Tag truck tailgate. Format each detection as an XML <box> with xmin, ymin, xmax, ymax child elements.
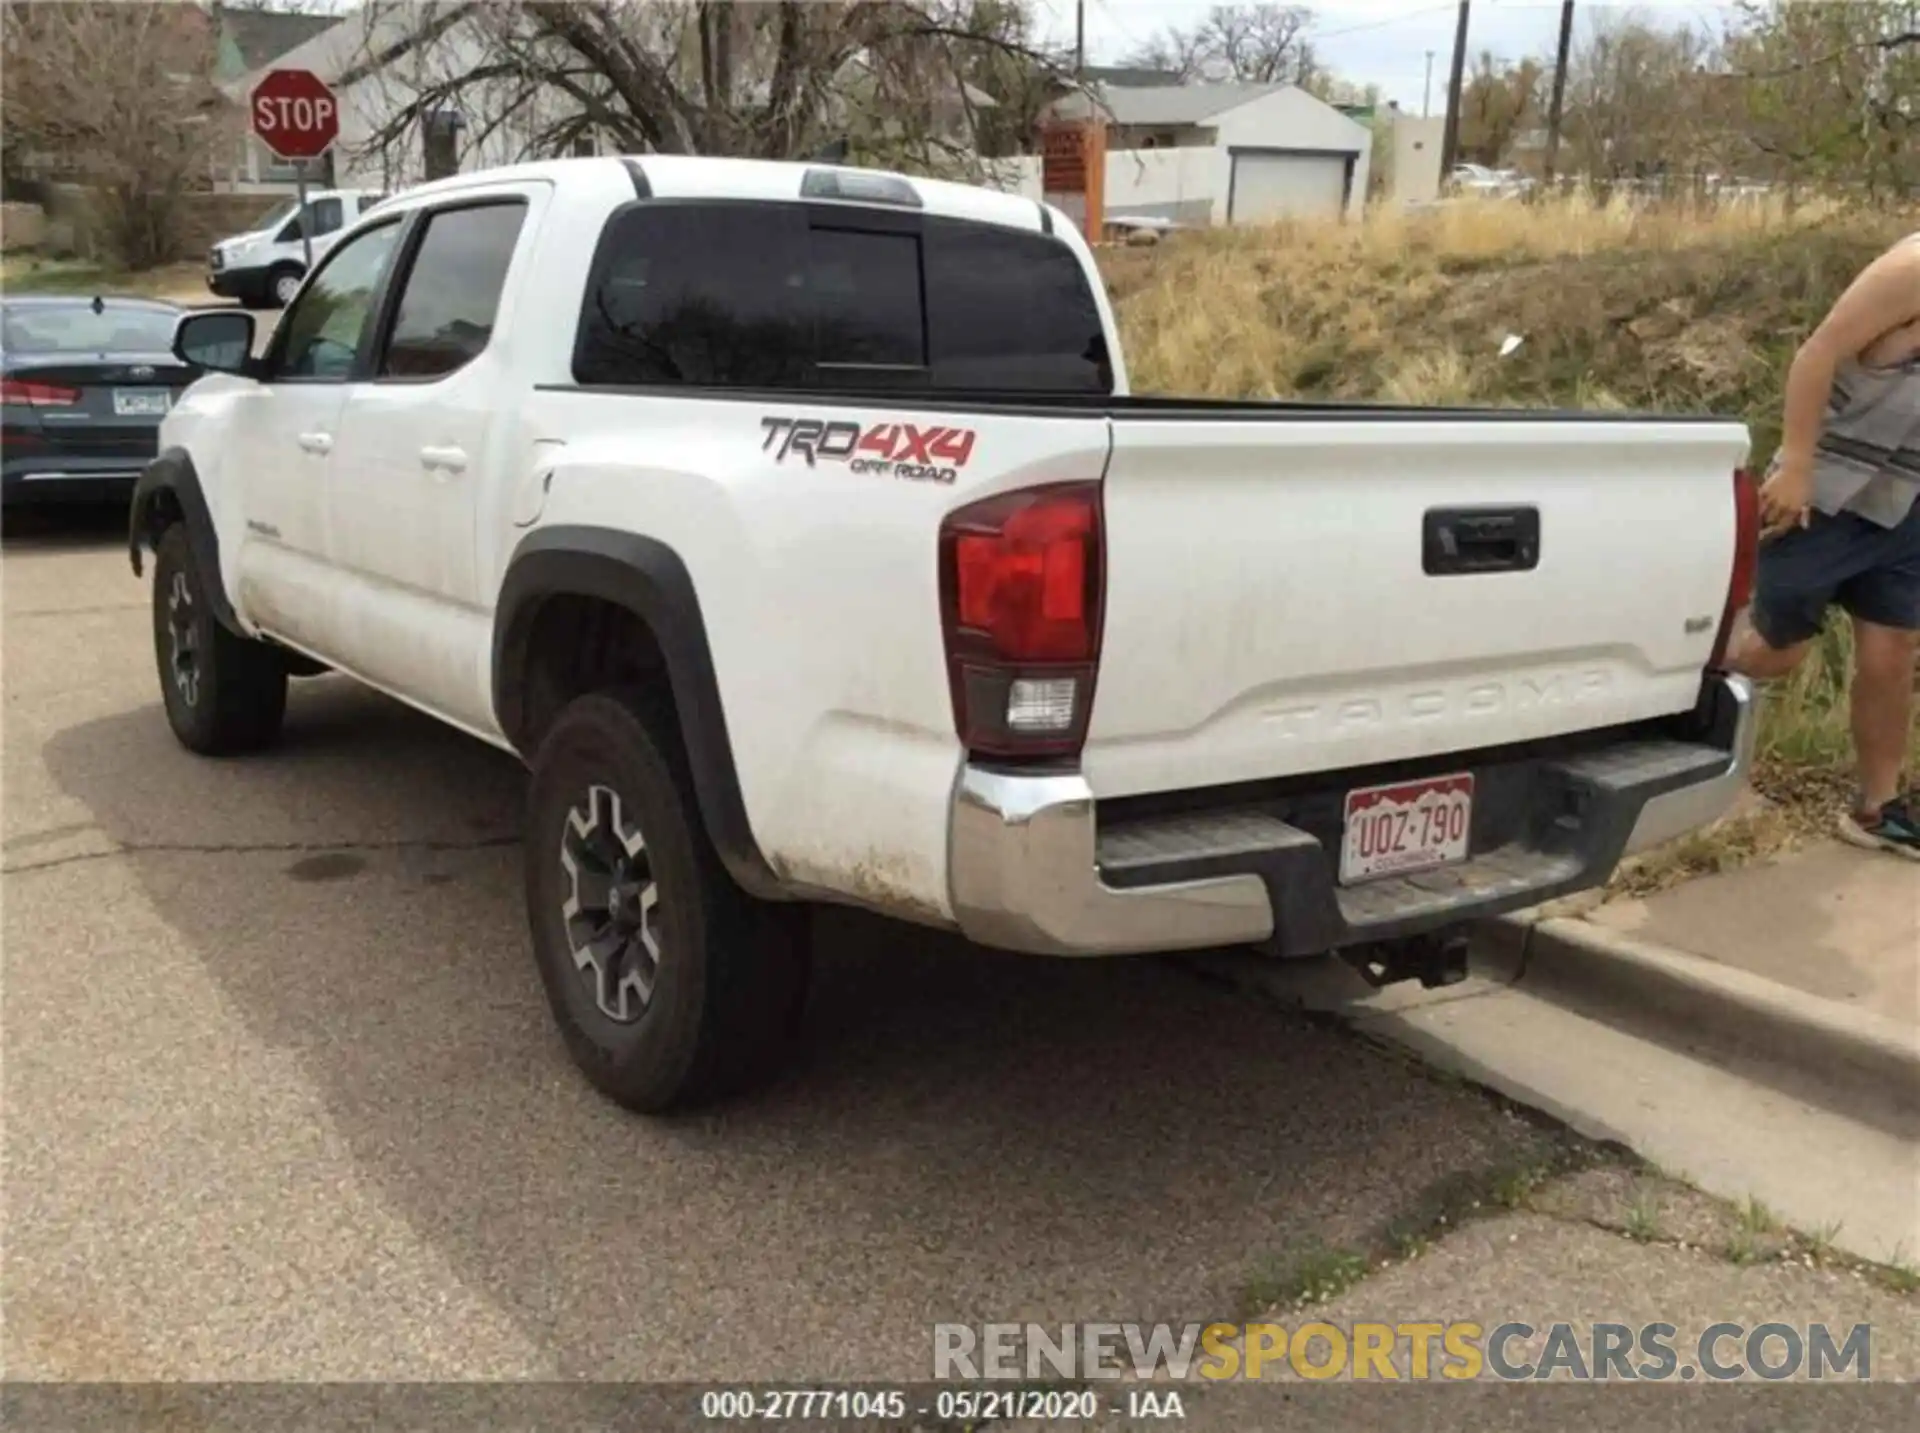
<box><xmin>1086</xmin><ymin>415</ymin><xmax>1751</xmax><ymax>798</ymax></box>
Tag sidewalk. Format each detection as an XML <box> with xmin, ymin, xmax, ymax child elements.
<box><xmin>1188</xmin><ymin>835</ymin><xmax>1919</xmax><ymax>1265</ymax></box>
<box><xmin>1585</xmin><ymin>840</ymin><xmax>1917</xmax><ymax>1028</ymax></box>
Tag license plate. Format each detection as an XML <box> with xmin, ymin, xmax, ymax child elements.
<box><xmin>113</xmin><ymin>389</ymin><xmax>170</xmax><ymax>417</ymax></box>
<box><xmin>1340</xmin><ymin>773</ymin><xmax>1474</xmax><ymax>885</ymax></box>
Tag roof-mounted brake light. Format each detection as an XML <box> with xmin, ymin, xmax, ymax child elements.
<box><xmin>800</xmin><ymin>167</ymin><xmax>923</xmax><ymax>208</ymax></box>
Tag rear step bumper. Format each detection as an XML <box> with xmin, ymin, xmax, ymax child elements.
<box><xmin>949</xmin><ymin>674</ymin><xmax>1756</xmax><ymax>957</ymax></box>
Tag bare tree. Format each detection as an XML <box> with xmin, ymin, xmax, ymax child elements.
<box><xmin>1454</xmin><ymin>51</ymin><xmax>1546</xmax><ymax>167</ymax></box>
<box><xmin>1559</xmin><ymin>10</ymin><xmax>1723</xmax><ymax>187</ymax></box>
<box><xmin>1</xmin><ymin>1</ymin><xmax>229</xmax><ymax>267</ymax></box>
<box><xmin>1122</xmin><ymin>4</ymin><xmax>1322</xmax><ymax>87</ymax></box>
<box><xmin>1205</xmin><ymin>3</ymin><xmax>1319</xmax><ymax>83</ymax></box>
<box><xmin>331</xmin><ymin>0</ymin><xmax>1064</xmax><ymax>189</ymax></box>
<box><xmin>1117</xmin><ymin>27</ymin><xmax>1211</xmax><ymax>83</ymax></box>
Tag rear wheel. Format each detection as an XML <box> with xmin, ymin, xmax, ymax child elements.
<box><xmin>151</xmin><ymin>524</ymin><xmax>288</xmax><ymax>754</ymax></box>
<box><xmin>524</xmin><ymin>688</ymin><xmax>809</xmax><ymax>1113</ymax></box>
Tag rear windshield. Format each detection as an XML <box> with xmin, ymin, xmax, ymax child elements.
<box><xmin>1</xmin><ymin>304</ymin><xmax>179</xmax><ymax>355</ymax></box>
<box><xmin>574</xmin><ymin>201</ymin><xmax>1112</xmax><ymax>395</ymax></box>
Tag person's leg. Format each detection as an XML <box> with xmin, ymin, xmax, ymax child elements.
<box><xmin>1848</xmin><ymin>617</ymin><xmax>1918</xmax><ymax>811</ymax></box>
<box><xmin>1732</xmin><ymin>516</ymin><xmax>1843</xmax><ymax>682</ymax></box>
<box><xmin>1727</xmin><ymin>621</ymin><xmax>1813</xmax><ymax>681</ymax></box>
<box><xmin>1834</xmin><ymin>506</ymin><xmax>1920</xmax><ymax>857</ymax></box>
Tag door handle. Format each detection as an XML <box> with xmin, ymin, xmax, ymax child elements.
<box><xmin>420</xmin><ymin>445</ymin><xmax>468</xmax><ymax>474</ymax></box>
<box><xmin>1423</xmin><ymin>506</ymin><xmax>1541</xmax><ymax>575</ymax></box>
<box><xmin>297</xmin><ymin>432</ymin><xmax>333</xmax><ymax>456</ymax></box>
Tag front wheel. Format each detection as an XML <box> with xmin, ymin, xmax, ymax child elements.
<box><xmin>269</xmin><ymin>264</ymin><xmax>304</xmax><ymax>308</ymax></box>
<box><xmin>151</xmin><ymin>524</ymin><xmax>288</xmax><ymax>754</ymax></box>
<box><xmin>524</xmin><ymin>689</ymin><xmax>810</xmax><ymax>1113</ymax></box>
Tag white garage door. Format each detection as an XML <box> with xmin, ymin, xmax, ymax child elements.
<box><xmin>1229</xmin><ymin>151</ymin><xmax>1351</xmax><ymax>222</ymax></box>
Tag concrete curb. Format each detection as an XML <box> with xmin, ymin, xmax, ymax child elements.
<box><xmin>1505</xmin><ymin>914</ymin><xmax>1920</xmax><ymax>1129</ymax></box>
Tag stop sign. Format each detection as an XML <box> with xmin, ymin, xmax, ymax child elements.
<box><xmin>249</xmin><ymin>69</ymin><xmax>340</xmax><ymax>162</ymax></box>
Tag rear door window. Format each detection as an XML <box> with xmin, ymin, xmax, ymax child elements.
<box><xmin>923</xmin><ymin>221</ymin><xmax>1111</xmax><ymax>393</ymax></box>
<box><xmin>574</xmin><ymin>204</ymin><xmax>812</xmax><ymax>389</ymax></box>
<box><xmin>574</xmin><ymin>201</ymin><xmax>1110</xmax><ymax>395</ymax></box>
<box><xmin>377</xmin><ymin>201</ymin><xmax>527</xmax><ymax>379</ymax></box>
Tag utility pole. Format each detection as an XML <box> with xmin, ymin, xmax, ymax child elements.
<box><xmin>1438</xmin><ymin>0</ymin><xmax>1470</xmax><ymax>176</ymax></box>
<box><xmin>1424</xmin><ymin>51</ymin><xmax>1435</xmax><ymax>118</ymax></box>
<box><xmin>1075</xmin><ymin>0</ymin><xmax>1085</xmax><ymax>78</ymax></box>
<box><xmin>1543</xmin><ymin>0</ymin><xmax>1574</xmax><ymax>184</ymax></box>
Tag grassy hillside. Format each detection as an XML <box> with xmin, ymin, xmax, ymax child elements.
<box><xmin>1100</xmin><ymin>196</ymin><xmax>1920</xmax><ymax>871</ymax></box>
<box><xmin>1105</xmin><ymin>195</ymin><xmax>1915</xmax><ymax>465</ymax></box>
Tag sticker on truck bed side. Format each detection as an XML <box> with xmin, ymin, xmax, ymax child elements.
<box><xmin>760</xmin><ymin>416</ymin><xmax>975</xmax><ymax>485</ymax></box>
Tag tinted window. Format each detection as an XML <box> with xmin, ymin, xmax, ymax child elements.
<box><xmin>924</xmin><ymin>223</ymin><xmax>1110</xmax><ymax>393</ymax></box>
<box><xmin>1</xmin><ymin>302</ymin><xmax>179</xmax><ymax>354</ymax></box>
<box><xmin>575</xmin><ymin>204</ymin><xmax>811</xmax><ymax>388</ymax></box>
<box><xmin>274</xmin><ymin>220</ymin><xmax>403</xmax><ymax>379</ymax></box>
<box><xmin>379</xmin><ymin>202</ymin><xmax>526</xmax><ymax>380</ymax></box>
<box><xmin>574</xmin><ymin>202</ymin><xmax>1108</xmax><ymax>394</ymax></box>
<box><xmin>811</xmin><ymin>226</ymin><xmax>923</xmax><ymax>372</ymax></box>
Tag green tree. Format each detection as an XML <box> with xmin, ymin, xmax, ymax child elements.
<box><xmin>1722</xmin><ymin>0</ymin><xmax>1920</xmax><ymax>198</ymax></box>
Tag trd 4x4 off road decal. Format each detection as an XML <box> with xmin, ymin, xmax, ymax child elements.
<box><xmin>760</xmin><ymin>417</ymin><xmax>976</xmax><ymax>485</ymax></box>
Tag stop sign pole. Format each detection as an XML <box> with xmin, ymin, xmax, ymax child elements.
<box><xmin>248</xmin><ymin>69</ymin><xmax>341</xmax><ymax>271</ymax></box>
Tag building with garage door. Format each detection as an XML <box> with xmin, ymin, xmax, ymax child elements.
<box><xmin>1031</xmin><ymin>81</ymin><xmax>1372</xmax><ymax>229</ymax></box>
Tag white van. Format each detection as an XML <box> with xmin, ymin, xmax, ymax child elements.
<box><xmin>205</xmin><ymin>189</ymin><xmax>387</xmax><ymax>310</ymax></box>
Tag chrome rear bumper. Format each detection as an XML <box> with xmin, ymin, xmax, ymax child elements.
<box><xmin>948</xmin><ymin>675</ymin><xmax>1756</xmax><ymax>958</ymax></box>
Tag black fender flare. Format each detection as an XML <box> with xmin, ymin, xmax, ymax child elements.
<box><xmin>493</xmin><ymin>525</ymin><xmax>782</xmax><ymax>900</ymax></box>
<box><xmin>128</xmin><ymin>447</ymin><xmax>242</xmax><ymax>633</ymax></box>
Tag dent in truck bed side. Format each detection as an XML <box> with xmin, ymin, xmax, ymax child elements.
<box><xmin>492</xmin><ymin>524</ymin><xmax>783</xmax><ymax>900</ymax></box>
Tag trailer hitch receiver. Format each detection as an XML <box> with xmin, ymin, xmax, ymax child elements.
<box><xmin>1341</xmin><ymin>929</ymin><xmax>1473</xmax><ymax>990</ymax></box>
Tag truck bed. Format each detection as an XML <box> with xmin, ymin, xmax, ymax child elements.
<box><xmin>544</xmin><ymin>380</ymin><xmax>1727</xmax><ymax>425</ymax></box>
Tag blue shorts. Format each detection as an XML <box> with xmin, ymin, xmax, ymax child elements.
<box><xmin>1750</xmin><ymin>502</ymin><xmax>1920</xmax><ymax>648</ymax></box>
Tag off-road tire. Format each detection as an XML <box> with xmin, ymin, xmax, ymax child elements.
<box><xmin>525</xmin><ymin>687</ymin><xmax>810</xmax><ymax>1113</ymax></box>
<box><xmin>151</xmin><ymin>523</ymin><xmax>288</xmax><ymax>755</ymax></box>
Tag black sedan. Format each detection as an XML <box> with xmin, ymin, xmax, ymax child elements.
<box><xmin>2</xmin><ymin>295</ymin><xmax>200</xmax><ymax>507</ymax></box>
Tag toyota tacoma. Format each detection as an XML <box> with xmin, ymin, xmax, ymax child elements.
<box><xmin>131</xmin><ymin>155</ymin><xmax>1761</xmax><ymax>1113</ymax></box>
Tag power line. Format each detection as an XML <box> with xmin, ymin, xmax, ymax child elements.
<box><xmin>1313</xmin><ymin>4</ymin><xmax>1461</xmax><ymax>43</ymax></box>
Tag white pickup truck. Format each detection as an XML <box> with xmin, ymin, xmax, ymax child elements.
<box><xmin>133</xmin><ymin>155</ymin><xmax>1760</xmax><ymax>1114</ymax></box>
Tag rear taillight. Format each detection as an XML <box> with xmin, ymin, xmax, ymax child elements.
<box><xmin>939</xmin><ymin>482</ymin><xmax>1104</xmax><ymax>760</ymax></box>
<box><xmin>0</xmin><ymin>379</ymin><xmax>79</xmax><ymax>407</ymax></box>
<box><xmin>1709</xmin><ymin>467</ymin><xmax>1758</xmax><ymax>669</ymax></box>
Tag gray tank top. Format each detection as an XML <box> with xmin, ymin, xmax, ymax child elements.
<box><xmin>1810</xmin><ymin>233</ymin><xmax>1920</xmax><ymax>529</ymax></box>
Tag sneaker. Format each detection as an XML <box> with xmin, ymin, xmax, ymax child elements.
<box><xmin>1838</xmin><ymin>796</ymin><xmax>1920</xmax><ymax>861</ymax></box>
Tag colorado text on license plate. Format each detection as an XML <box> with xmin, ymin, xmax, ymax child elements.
<box><xmin>1340</xmin><ymin>773</ymin><xmax>1474</xmax><ymax>884</ymax></box>
<box><xmin>113</xmin><ymin>389</ymin><xmax>169</xmax><ymax>417</ymax></box>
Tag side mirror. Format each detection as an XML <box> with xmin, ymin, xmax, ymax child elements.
<box><xmin>175</xmin><ymin>310</ymin><xmax>256</xmax><ymax>376</ymax></box>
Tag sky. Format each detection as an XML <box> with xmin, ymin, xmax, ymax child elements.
<box><xmin>1030</xmin><ymin>0</ymin><xmax>1741</xmax><ymax>112</ymax></box>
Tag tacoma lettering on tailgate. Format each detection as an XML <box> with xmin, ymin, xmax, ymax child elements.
<box><xmin>760</xmin><ymin>416</ymin><xmax>976</xmax><ymax>485</ymax></box>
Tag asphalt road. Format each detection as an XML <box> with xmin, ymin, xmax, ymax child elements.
<box><xmin>4</xmin><ymin>513</ymin><xmax>1913</xmax><ymax>1422</ymax></box>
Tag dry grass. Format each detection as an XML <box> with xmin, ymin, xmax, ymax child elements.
<box><xmin>1105</xmin><ymin>193</ymin><xmax>1915</xmax><ymax>460</ymax></box>
<box><xmin>1101</xmin><ymin>194</ymin><xmax>1920</xmax><ymax>837</ymax></box>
